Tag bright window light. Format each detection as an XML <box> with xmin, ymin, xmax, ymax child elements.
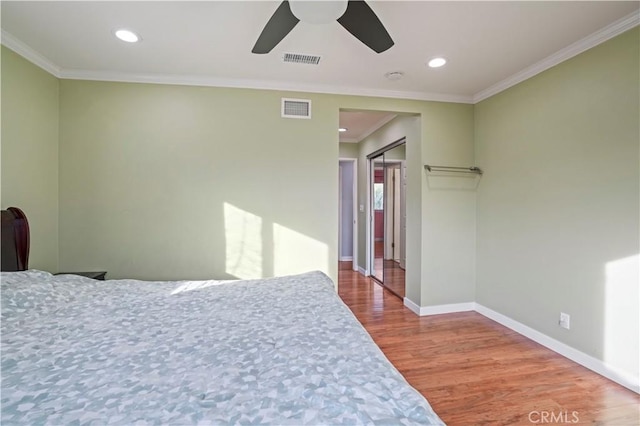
<box><xmin>339</xmin><ymin>128</ymin><xmax>348</xmax><ymax>132</ymax></box>
<box><xmin>428</xmin><ymin>57</ymin><xmax>447</xmax><ymax>68</ymax></box>
<box><xmin>115</xmin><ymin>29</ymin><xmax>140</xmax><ymax>43</ymax></box>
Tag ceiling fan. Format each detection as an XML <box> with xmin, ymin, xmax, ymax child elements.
<box><xmin>252</xmin><ymin>0</ymin><xmax>394</xmax><ymax>54</ymax></box>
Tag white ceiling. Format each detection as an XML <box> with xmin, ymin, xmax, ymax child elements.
<box><xmin>1</xmin><ymin>1</ymin><xmax>638</xmax><ymax>142</ymax></box>
<box><xmin>339</xmin><ymin>111</ymin><xmax>397</xmax><ymax>143</ymax></box>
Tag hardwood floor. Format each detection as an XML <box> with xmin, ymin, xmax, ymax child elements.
<box><xmin>337</xmin><ymin>265</ymin><xmax>640</xmax><ymax>425</ymax></box>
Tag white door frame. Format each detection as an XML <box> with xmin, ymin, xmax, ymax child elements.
<box><xmin>339</xmin><ymin>158</ymin><xmax>358</xmax><ymax>272</ymax></box>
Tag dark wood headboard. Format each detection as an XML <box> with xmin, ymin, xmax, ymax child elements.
<box><xmin>1</xmin><ymin>207</ymin><xmax>30</xmax><ymax>272</ymax></box>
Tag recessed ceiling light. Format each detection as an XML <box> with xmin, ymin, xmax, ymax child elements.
<box><xmin>384</xmin><ymin>71</ymin><xmax>404</xmax><ymax>81</ymax></box>
<box><xmin>114</xmin><ymin>29</ymin><xmax>141</xmax><ymax>43</ymax></box>
<box><xmin>428</xmin><ymin>57</ymin><xmax>447</xmax><ymax>68</ymax></box>
<box><xmin>339</xmin><ymin>128</ymin><xmax>348</xmax><ymax>132</ymax></box>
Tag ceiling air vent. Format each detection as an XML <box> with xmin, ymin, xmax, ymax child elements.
<box><xmin>282</xmin><ymin>98</ymin><xmax>311</xmax><ymax>119</ymax></box>
<box><xmin>283</xmin><ymin>53</ymin><xmax>321</xmax><ymax>65</ymax></box>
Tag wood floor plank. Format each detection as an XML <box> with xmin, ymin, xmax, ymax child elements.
<box><xmin>337</xmin><ymin>266</ymin><xmax>640</xmax><ymax>425</ymax></box>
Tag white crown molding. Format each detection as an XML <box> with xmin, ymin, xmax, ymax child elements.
<box><xmin>59</xmin><ymin>67</ymin><xmax>474</xmax><ymax>103</ymax></box>
<box><xmin>473</xmin><ymin>10</ymin><xmax>640</xmax><ymax>103</ymax></box>
<box><xmin>1</xmin><ymin>29</ymin><xmax>61</xmax><ymax>77</ymax></box>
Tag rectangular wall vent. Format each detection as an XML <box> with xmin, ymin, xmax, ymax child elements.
<box><xmin>283</xmin><ymin>53</ymin><xmax>321</xmax><ymax>65</ymax></box>
<box><xmin>282</xmin><ymin>98</ymin><xmax>311</xmax><ymax>119</ymax></box>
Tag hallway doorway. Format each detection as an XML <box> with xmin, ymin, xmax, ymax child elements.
<box><xmin>338</xmin><ymin>158</ymin><xmax>357</xmax><ymax>272</ymax></box>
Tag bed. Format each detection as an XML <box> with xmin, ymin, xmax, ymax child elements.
<box><xmin>1</xmin><ymin>208</ymin><xmax>444</xmax><ymax>425</ymax></box>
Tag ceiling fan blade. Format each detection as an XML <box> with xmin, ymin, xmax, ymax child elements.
<box><xmin>337</xmin><ymin>0</ymin><xmax>394</xmax><ymax>53</ymax></box>
<box><xmin>252</xmin><ymin>1</ymin><xmax>300</xmax><ymax>54</ymax></box>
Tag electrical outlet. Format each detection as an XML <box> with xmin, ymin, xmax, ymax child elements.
<box><xmin>559</xmin><ymin>312</ymin><xmax>570</xmax><ymax>330</ymax></box>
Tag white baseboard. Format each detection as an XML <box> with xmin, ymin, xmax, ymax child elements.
<box><xmin>403</xmin><ymin>298</ymin><xmax>475</xmax><ymax>316</ymax></box>
<box><xmin>403</xmin><ymin>299</ymin><xmax>639</xmax><ymax>393</ymax></box>
<box><xmin>474</xmin><ymin>304</ymin><xmax>640</xmax><ymax>394</ymax></box>
<box><xmin>403</xmin><ymin>297</ymin><xmax>421</xmax><ymax>315</ymax></box>
<box><xmin>357</xmin><ymin>266</ymin><xmax>368</xmax><ymax>276</ymax></box>
<box><xmin>339</xmin><ymin>256</ymin><xmax>353</xmax><ymax>261</ymax></box>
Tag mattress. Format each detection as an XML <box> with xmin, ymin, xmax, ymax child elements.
<box><xmin>1</xmin><ymin>269</ymin><xmax>444</xmax><ymax>425</ymax></box>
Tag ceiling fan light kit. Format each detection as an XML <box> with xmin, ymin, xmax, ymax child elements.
<box><xmin>252</xmin><ymin>0</ymin><xmax>394</xmax><ymax>54</ymax></box>
<box><xmin>289</xmin><ymin>1</ymin><xmax>348</xmax><ymax>25</ymax></box>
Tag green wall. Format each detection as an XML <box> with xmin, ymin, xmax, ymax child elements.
<box><xmin>1</xmin><ymin>47</ymin><xmax>59</xmax><ymax>272</ymax></box>
<box><xmin>338</xmin><ymin>142</ymin><xmax>358</xmax><ymax>158</ymax></box>
<box><xmin>1</xmin><ymin>44</ymin><xmax>477</xmax><ymax>300</ymax></box>
<box><xmin>475</xmin><ymin>28</ymin><xmax>639</xmax><ymax>386</ymax></box>
<box><xmin>58</xmin><ymin>81</ymin><xmax>340</xmax><ymax>281</ymax></box>
<box><xmin>420</xmin><ymin>102</ymin><xmax>476</xmax><ymax>306</ymax></box>
<box><xmin>56</xmin><ymin>82</ymin><xmax>476</xmax><ymax>301</ymax></box>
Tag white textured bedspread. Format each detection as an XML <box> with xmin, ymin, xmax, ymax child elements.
<box><xmin>1</xmin><ymin>270</ymin><xmax>444</xmax><ymax>425</ymax></box>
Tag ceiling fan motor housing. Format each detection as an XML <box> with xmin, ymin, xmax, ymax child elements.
<box><xmin>289</xmin><ymin>0</ymin><xmax>349</xmax><ymax>25</ymax></box>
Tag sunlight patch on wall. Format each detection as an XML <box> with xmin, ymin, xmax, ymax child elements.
<box><xmin>273</xmin><ymin>223</ymin><xmax>328</xmax><ymax>277</ymax></box>
<box><xmin>604</xmin><ymin>254</ymin><xmax>640</xmax><ymax>384</ymax></box>
<box><xmin>224</xmin><ymin>203</ymin><xmax>262</xmax><ymax>280</ymax></box>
